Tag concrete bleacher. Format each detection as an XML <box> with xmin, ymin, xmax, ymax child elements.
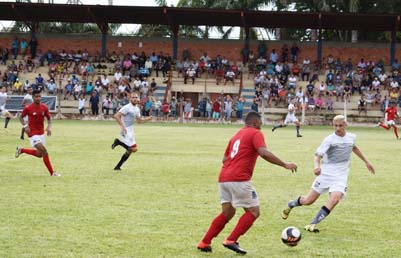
<box><xmin>0</xmin><ymin>58</ymin><xmax>386</xmax><ymax>124</ymax></box>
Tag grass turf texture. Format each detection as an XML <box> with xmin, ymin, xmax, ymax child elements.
<box><xmin>1</xmin><ymin>120</ymin><xmax>400</xmax><ymax>258</ymax></box>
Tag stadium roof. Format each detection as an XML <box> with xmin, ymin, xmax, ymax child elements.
<box><xmin>0</xmin><ymin>2</ymin><xmax>400</xmax><ymax>32</ymax></box>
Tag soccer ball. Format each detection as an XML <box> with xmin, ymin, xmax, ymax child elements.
<box><xmin>281</xmin><ymin>226</ymin><xmax>302</xmax><ymax>247</ymax></box>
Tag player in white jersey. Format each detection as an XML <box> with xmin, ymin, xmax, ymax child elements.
<box><xmin>0</xmin><ymin>86</ymin><xmax>12</xmax><ymax>128</ymax></box>
<box><xmin>271</xmin><ymin>98</ymin><xmax>302</xmax><ymax>137</ymax></box>
<box><xmin>111</xmin><ymin>92</ymin><xmax>152</xmax><ymax>171</ymax></box>
<box><xmin>281</xmin><ymin>115</ymin><xmax>375</xmax><ymax>232</ymax></box>
<box><xmin>20</xmin><ymin>86</ymin><xmax>33</xmax><ymax>139</ymax></box>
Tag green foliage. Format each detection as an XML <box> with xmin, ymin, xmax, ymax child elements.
<box><xmin>1</xmin><ymin>121</ymin><xmax>400</xmax><ymax>257</ymax></box>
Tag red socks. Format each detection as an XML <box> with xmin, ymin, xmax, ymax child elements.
<box><xmin>201</xmin><ymin>213</ymin><xmax>228</xmax><ymax>244</ymax></box>
<box><xmin>21</xmin><ymin>148</ymin><xmax>38</xmax><ymax>156</ymax></box>
<box><xmin>393</xmin><ymin>126</ymin><xmax>399</xmax><ymax>139</ymax></box>
<box><xmin>379</xmin><ymin>123</ymin><xmax>389</xmax><ymax>130</ymax></box>
<box><xmin>227</xmin><ymin>211</ymin><xmax>257</xmax><ymax>242</ymax></box>
<box><xmin>42</xmin><ymin>154</ymin><xmax>54</xmax><ymax>175</ymax></box>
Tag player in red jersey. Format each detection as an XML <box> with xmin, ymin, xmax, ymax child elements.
<box><xmin>15</xmin><ymin>90</ymin><xmax>60</xmax><ymax>176</ymax></box>
<box><xmin>197</xmin><ymin>111</ymin><xmax>297</xmax><ymax>254</ymax></box>
<box><xmin>378</xmin><ymin>100</ymin><xmax>400</xmax><ymax>139</ymax></box>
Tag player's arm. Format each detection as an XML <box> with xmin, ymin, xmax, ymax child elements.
<box><xmin>352</xmin><ymin>146</ymin><xmax>375</xmax><ymax>175</ymax></box>
<box><xmin>45</xmin><ymin>107</ymin><xmax>52</xmax><ymax>136</ymax></box>
<box><xmin>136</xmin><ymin>116</ymin><xmax>152</xmax><ymax>123</ymax></box>
<box><xmin>114</xmin><ymin>112</ymin><xmax>127</xmax><ymax>134</ymax></box>
<box><xmin>257</xmin><ymin>147</ymin><xmax>297</xmax><ymax>172</ymax></box>
<box><xmin>313</xmin><ymin>154</ymin><xmax>322</xmax><ymax>176</ymax></box>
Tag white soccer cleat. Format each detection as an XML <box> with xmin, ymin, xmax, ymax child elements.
<box><xmin>304</xmin><ymin>224</ymin><xmax>319</xmax><ymax>233</ymax></box>
<box><xmin>51</xmin><ymin>172</ymin><xmax>61</xmax><ymax>177</ymax></box>
<box><xmin>15</xmin><ymin>147</ymin><xmax>22</xmax><ymax>158</ymax></box>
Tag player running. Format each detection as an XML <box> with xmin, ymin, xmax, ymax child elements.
<box><xmin>15</xmin><ymin>90</ymin><xmax>60</xmax><ymax>177</ymax></box>
<box><xmin>281</xmin><ymin>115</ymin><xmax>375</xmax><ymax>233</ymax></box>
<box><xmin>0</xmin><ymin>86</ymin><xmax>12</xmax><ymax>128</ymax></box>
<box><xmin>271</xmin><ymin>98</ymin><xmax>303</xmax><ymax>137</ymax></box>
<box><xmin>377</xmin><ymin>100</ymin><xmax>400</xmax><ymax>139</ymax></box>
<box><xmin>111</xmin><ymin>92</ymin><xmax>152</xmax><ymax>171</ymax></box>
<box><xmin>197</xmin><ymin>111</ymin><xmax>297</xmax><ymax>254</ymax></box>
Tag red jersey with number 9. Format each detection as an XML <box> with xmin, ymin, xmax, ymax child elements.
<box><xmin>21</xmin><ymin>103</ymin><xmax>50</xmax><ymax>137</ymax></box>
<box><xmin>218</xmin><ymin>127</ymin><xmax>266</xmax><ymax>182</ymax></box>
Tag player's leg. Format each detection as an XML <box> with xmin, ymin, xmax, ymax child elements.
<box><xmin>282</xmin><ymin>189</ymin><xmax>320</xmax><ymax>219</ymax></box>
<box><xmin>305</xmin><ymin>191</ymin><xmax>342</xmax><ymax>233</ymax></box>
<box><xmin>4</xmin><ymin>111</ymin><xmax>11</xmax><ymax>128</ymax></box>
<box><xmin>35</xmin><ymin>142</ymin><xmax>58</xmax><ymax>176</ymax></box>
<box><xmin>272</xmin><ymin>121</ymin><xmax>286</xmax><ymax>132</ymax></box>
<box><xmin>111</xmin><ymin>138</ymin><xmax>129</xmax><ymax>150</ymax></box>
<box><xmin>391</xmin><ymin>125</ymin><xmax>399</xmax><ymax>139</ymax></box>
<box><xmin>378</xmin><ymin>122</ymin><xmax>390</xmax><ymax>130</ymax></box>
<box><xmin>198</xmin><ymin>202</ymin><xmax>235</xmax><ymax>252</ymax></box>
<box><xmin>223</xmin><ymin>182</ymin><xmax>259</xmax><ymax>255</ymax></box>
<box><xmin>295</xmin><ymin>120</ymin><xmax>302</xmax><ymax>137</ymax></box>
<box><xmin>222</xmin><ymin>206</ymin><xmax>258</xmax><ymax>255</ymax></box>
<box><xmin>114</xmin><ymin>146</ymin><xmax>136</xmax><ymax>170</ymax></box>
<box><xmin>198</xmin><ymin>183</ymin><xmax>235</xmax><ymax>252</ymax></box>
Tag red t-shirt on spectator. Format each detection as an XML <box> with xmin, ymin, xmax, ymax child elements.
<box><xmin>218</xmin><ymin>127</ymin><xmax>266</xmax><ymax>182</ymax></box>
<box><xmin>22</xmin><ymin>103</ymin><xmax>50</xmax><ymax>137</ymax></box>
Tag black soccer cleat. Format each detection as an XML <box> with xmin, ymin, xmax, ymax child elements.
<box><xmin>272</xmin><ymin>127</ymin><xmax>276</xmax><ymax>132</ymax></box>
<box><xmin>197</xmin><ymin>241</ymin><xmax>212</xmax><ymax>252</ymax></box>
<box><xmin>111</xmin><ymin>138</ymin><xmax>119</xmax><ymax>149</ymax></box>
<box><xmin>297</xmin><ymin>134</ymin><xmax>303</xmax><ymax>137</ymax></box>
<box><xmin>223</xmin><ymin>240</ymin><xmax>247</xmax><ymax>255</ymax></box>
<box><xmin>114</xmin><ymin>167</ymin><xmax>121</xmax><ymax>171</ymax></box>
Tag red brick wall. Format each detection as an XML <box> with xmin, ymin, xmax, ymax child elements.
<box><xmin>0</xmin><ymin>34</ymin><xmax>400</xmax><ymax>64</ymax></box>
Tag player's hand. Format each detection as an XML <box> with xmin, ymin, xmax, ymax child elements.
<box><xmin>313</xmin><ymin>167</ymin><xmax>321</xmax><ymax>176</ymax></box>
<box><xmin>366</xmin><ymin>162</ymin><xmax>375</xmax><ymax>175</ymax></box>
<box><xmin>285</xmin><ymin>162</ymin><xmax>297</xmax><ymax>173</ymax></box>
<box><xmin>121</xmin><ymin>126</ymin><xmax>127</xmax><ymax>135</ymax></box>
<box><xmin>46</xmin><ymin>127</ymin><xmax>52</xmax><ymax>136</ymax></box>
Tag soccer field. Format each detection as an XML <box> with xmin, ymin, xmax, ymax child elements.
<box><xmin>1</xmin><ymin>120</ymin><xmax>400</xmax><ymax>258</ymax></box>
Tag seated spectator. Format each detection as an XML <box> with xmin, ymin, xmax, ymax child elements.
<box><xmin>374</xmin><ymin>89</ymin><xmax>382</xmax><ymax>107</ymax></box>
<box><xmin>306</xmin><ymin>81</ymin><xmax>315</xmax><ymax>98</ymax></box>
<box><xmin>343</xmin><ymin>84</ymin><xmax>352</xmax><ymax>102</ymax></box>
<box><xmin>287</xmin><ymin>74</ymin><xmax>297</xmax><ymax>90</ymax></box>
<box><xmin>358</xmin><ymin>95</ymin><xmax>367</xmax><ymax>115</ymax></box>
<box><xmin>184</xmin><ymin>66</ymin><xmax>196</xmax><ymax>84</ymax></box>
<box><xmin>389</xmin><ymin>87</ymin><xmax>399</xmax><ymax>102</ymax></box>
<box><xmin>47</xmin><ymin>79</ymin><xmax>56</xmax><ymax>95</ymax></box>
<box><xmin>326</xmin><ymin>96</ymin><xmax>334</xmax><ymax>111</ymax></box>
<box><xmin>224</xmin><ymin>69</ymin><xmax>235</xmax><ymax>85</ymax></box>
<box><xmin>365</xmin><ymin>90</ymin><xmax>375</xmax><ymax>108</ymax></box>
<box><xmin>335</xmin><ymin>83</ymin><xmax>344</xmax><ymax>101</ymax></box>
<box><xmin>73</xmin><ymin>82</ymin><xmax>82</xmax><ymax>100</ymax></box>
<box><xmin>318</xmin><ymin>81</ymin><xmax>326</xmax><ymax>96</ymax></box>
<box><xmin>315</xmin><ymin>95</ymin><xmax>325</xmax><ymax>112</ymax></box>
<box><xmin>327</xmin><ymin>82</ymin><xmax>335</xmax><ymax>96</ymax></box>
<box><xmin>13</xmin><ymin>78</ymin><xmax>23</xmax><ymax>94</ymax></box>
<box><xmin>307</xmin><ymin>95</ymin><xmax>316</xmax><ymax>111</ymax></box>
<box><xmin>291</xmin><ymin>63</ymin><xmax>300</xmax><ymax>77</ymax></box>
<box><xmin>64</xmin><ymin>79</ymin><xmax>73</xmax><ymax>100</ymax></box>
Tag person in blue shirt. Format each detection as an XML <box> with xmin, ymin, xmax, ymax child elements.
<box><xmin>236</xmin><ymin>97</ymin><xmax>245</xmax><ymax>119</ymax></box>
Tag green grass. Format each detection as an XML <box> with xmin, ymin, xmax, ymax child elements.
<box><xmin>1</xmin><ymin>120</ymin><xmax>400</xmax><ymax>258</ymax></box>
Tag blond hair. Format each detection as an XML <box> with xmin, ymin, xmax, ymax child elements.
<box><xmin>333</xmin><ymin>115</ymin><xmax>346</xmax><ymax>124</ymax></box>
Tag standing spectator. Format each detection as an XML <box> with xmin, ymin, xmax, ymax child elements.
<box><xmin>281</xmin><ymin>115</ymin><xmax>374</xmax><ymax>233</ymax></box>
<box><xmin>236</xmin><ymin>97</ymin><xmax>245</xmax><ymax>120</ymax></box>
<box><xmin>169</xmin><ymin>96</ymin><xmax>177</xmax><ymax>118</ymax></box>
<box><xmin>20</xmin><ymin>39</ymin><xmax>28</xmax><ymax>58</ymax></box>
<box><xmin>89</xmin><ymin>91</ymin><xmax>99</xmax><ymax>116</ymax></box>
<box><xmin>184</xmin><ymin>99</ymin><xmax>192</xmax><ymax>119</ymax></box>
<box><xmin>205</xmin><ymin>98</ymin><xmax>212</xmax><ymax>118</ymax></box>
<box><xmin>197</xmin><ymin>111</ymin><xmax>297</xmax><ymax>254</ymax></box>
<box><xmin>162</xmin><ymin>100</ymin><xmax>170</xmax><ymax>120</ymax></box>
<box><xmin>78</xmin><ymin>94</ymin><xmax>86</xmax><ymax>116</ymax></box>
<box><xmin>29</xmin><ymin>36</ymin><xmax>38</xmax><ymax>59</ymax></box>
<box><xmin>152</xmin><ymin>97</ymin><xmax>162</xmax><ymax>117</ymax></box>
<box><xmin>224</xmin><ymin>95</ymin><xmax>233</xmax><ymax>120</ymax></box>
<box><xmin>11</xmin><ymin>37</ymin><xmax>19</xmax><ymax>60</ymax></box>
<box><xmin>290</xmin><ymin>42</ymin><xmax>300</xmax><ymax>63</ymax></box>
<box><xmin>212</xmin><ymin>99</ymin><xmax>220</xmax><ymax>120</ymax></box>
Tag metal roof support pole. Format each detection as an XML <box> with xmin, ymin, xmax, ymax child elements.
<box><xmin>172</xmin><ymin>25</ymin><xmax>179</xmax><ymax>60</ymax></box>
<box><xmin>317</xmin><ymin>14</ymin><xmax>323</xmax><ymax>64</ymax></box>
<box><xmin>244</xmin><ymin>26</ymin><xmax>250</xmax><ymax>52</ymax></box>
<box><xmin>390</xmin><ymin>16</ymin><xmax>400</xmax><ymax>65</ymax></box>
<box><xmin>101</xmin><ymin>33</ymin><xmax>107</xmax><ymax>59</ymax></box>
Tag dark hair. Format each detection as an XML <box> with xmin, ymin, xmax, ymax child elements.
<box><xmin>245</xmin><ymin>111</ymin><xmax>261</xmax><ymax>125</ymax></box>
<box><xmin>32</xmin><ymin>90</ymin><xmax>41</xmax><ymax>96</ymax></box>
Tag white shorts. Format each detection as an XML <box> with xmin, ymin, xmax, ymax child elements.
<box><xmin>120</xmin><ymin>126</ymin><xmax>136</xmax><ymax>148</ymax></box>
<box><xmin>387</xmin><ymin>120</ymin><xmax>396</xmax><ymax>126</ymax></box>
<box><xmin>29</xmin><ymin>134</ymin><xmax>46</xmax><ymax>147</ymax></box>
<box><xmin>284</xmin><ymin>113</ymin><xmax>298</xmax><ymax>124</ymax></box>
<box><xmin>219</xmin><ymin>181</ymin><xmax>259</xmax><ymax>208</ymax></box>
<box><xmin>311</xmin><ymin>176</ymin><xmax>347</xmax><ymax>199</ymax></box>
<box><xmin>0</xmin><ymin>105</ymin><xmax>8</xmax><ymax>116</ymax></box>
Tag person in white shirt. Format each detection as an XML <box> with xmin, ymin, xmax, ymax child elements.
<box><xmin>114</xmin><ymin>69</ymin><xmax>122</xmax><ymax>85</ymax></box>
<box><xmin>0</xmin><ymin>86</ymin><xmax>12</xmax><ymax>128</ymax></box>
<box><xmin>111</xmin><ymin>92</ymin><xmax>152</xmax><ymax>171</ymax></box>
<box><xmin>272</xmin><ymin>98</ymin><xmax>302</xmax><ymax>137</ymax></box>
<box><xmin>282</xmin><ymin>115</ymin><xmax>375</xmax><ymax>233</ymax></box>
<box><xmin>78</xmin><ymin>94</ymin><xmax>86</xmax><ymax>116</ymax></box>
